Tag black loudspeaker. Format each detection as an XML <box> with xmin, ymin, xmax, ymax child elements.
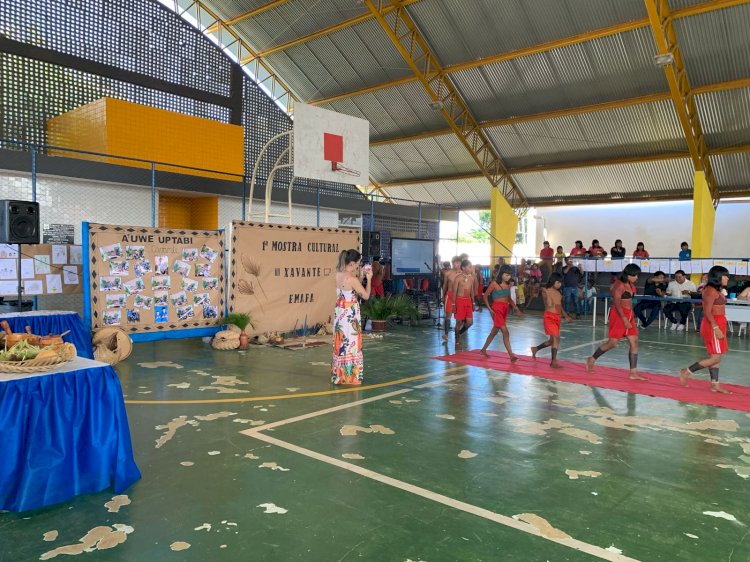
<box><xmin>362</xmin><ymin>231</ymin><xmax>381</xmax><ymax>256</ymax></box>
<box><xmin>0</xmin><ymin>200</ymin><xmax>40</xmax><ymax>244</ymax></box>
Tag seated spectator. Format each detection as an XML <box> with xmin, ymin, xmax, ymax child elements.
<box><xmin>610</xmin><ymin>239</ymin><xmax>626</xmax><ymax>258</ymax></box>
<box><xmin>570</xmin><ymin>240</ymin><xmax>587</xmax><ymax>257</ymax></box>
<box><xmin>524</xmin><ymin>276</ymin><xmax>540</xmax><ymax>309</ymax></box>
<box><xmin>588</xmin><ymin>239</ymin><xmax>607</xmax><ymax>258</ymax></box>
<box><xmin>632</xmin><ymin>242</ymin><xmax>650</xmax><ymax>258</ymax></box>
<box><xmin>635</xmin><ymin>270</ymin><xmax>666</xmax><ymax>328</ymax></box>
<box><xmin>562</xmin><ymin>257</ymin><xmax>582</xmax><ymax>319</ymax></box>
<box><xmin>664</xmin><ymin>269</ymin><xmax>696</xmax><ymax>331</ymax></box>
<box><xmin>529</xmin><ymin>263</ymin><xmax>542</xmax><ymax>282</ymax></box>
<box><xmin>678</xmin><ymin>242</ymin><xmax>691</xmax><ymax>261</ymax></box>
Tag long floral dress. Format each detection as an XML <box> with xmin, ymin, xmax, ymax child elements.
<box><xmin>331</xmin><ymin>287</ymin><xmax>363</xmax><ymax>385</ymax></box>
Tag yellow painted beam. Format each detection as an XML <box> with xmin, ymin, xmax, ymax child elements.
<box><xmin>223</xmin><ymin>0</ymin><xmax>291</xmax><ymax>26</ymax></box>
<box><xmin>310</xmin><ymin>0</ymin><xmax>750</xmax><ymax>106</ymax></box>
<box><xmin>363</xmin><ymin>0</ymin><xmax>527</xmax><ymax>212</ymax></box>
<box><xmin>645</xmin><ymin>0</ymin><xmax>719</xmax><ymax>206</ymax></box>
<box><xmin>490</xmin><ymin>185</ymin><xmax>519</xmax><ymax>260</ymax></box>
<box><xmin>246</xmin><ymin>0</ymin><xmax>423</xmax><ymax>63</ymax></box>
<box><xmin>308</xmin><ymin>76</ymin><xmax>418</xmax><ymax>107</ymax></box>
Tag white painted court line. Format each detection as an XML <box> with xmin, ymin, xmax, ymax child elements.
<box><xmin>560</xmin><ymin>339</ymin><xmax>607</xmax><ymax>353</ymax></box>
<box><xmin>241</xmin><ymin>369</ymin><xmax>639</xmax><ymax>561</ymax></box>
<box><xmin>248</xmin><ymin>431</ymin><xmax>639</xmax><ymax>562</ymax></box>
<box><xmin>639</xmin><ymin>339</ymin><xmax>750</xmax><ymax>353</ymax></box>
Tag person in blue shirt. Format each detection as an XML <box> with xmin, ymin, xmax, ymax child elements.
<box><xmin>679</xmin><ymin>242</ymin><xmax>691</xmax><ymax>261</ymax></box>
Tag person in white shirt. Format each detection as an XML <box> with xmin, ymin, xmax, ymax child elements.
<box><xmin>664</xmin><ymin>269</ymin><xmax>697</xmax><ymax>331</ymax></box>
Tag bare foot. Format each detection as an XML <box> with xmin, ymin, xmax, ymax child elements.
<box><xmin>530</xmin><ymin>346</ymin><xmax>538</xmax><ymax>359</ymax></box>
<box><xmin>679</xmin><ymin>368</ymin><xmax>690</xmax><ymax>387</ymax></box>
<box><xmin>510</xmin><ymin>355</ymin><xmax>519</xmax><ymax>363</ymax></box>
<box><xmin>585</xmin><ymin>357</ymin><xmax>595</xmax><ymax>372</ymax></box>
<box><xmin>480</xmin><ymin>349</ymin><xmax>489</xmax><ymax>357</ymax></box>
<box><xmin>550</xmin><ymin>361</ymin><xmax>563</xmax><ymax>369</ymax></box>
<box><xmin>629</xmin><ymin>371</ymin><xmax>648</xmax><ymax>381</ymax></box>
<box><xmin>711</xmin><ymin>384</ymin><xmax>731</xmax><ymax>394</ymax></box>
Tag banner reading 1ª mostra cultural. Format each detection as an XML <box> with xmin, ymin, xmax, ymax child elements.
<box><xmin>229</xmin><ymin>221</ymin><xmax>360</xmax><ymax>335</ymax></box>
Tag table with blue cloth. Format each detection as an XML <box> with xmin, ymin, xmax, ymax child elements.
<box><xmin>0</xmin><ymin>310</ymin><xmax>94</xmax><ymax>359</ymax></box>
<box><xmin>0</xmin><ymin>357</ymin><xmax>141</xmax><ymax>512</ymax></box>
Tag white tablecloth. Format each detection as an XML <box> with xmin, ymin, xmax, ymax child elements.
<box><xmin>0</xmin><ymin>357</ymin><xmax>109</xmax><ymax>382</ymax></box>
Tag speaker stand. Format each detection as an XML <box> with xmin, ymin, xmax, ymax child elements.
<box><xmin>16</xmin><ymin>243</ymin><xmax>22</xmax><ymax>313</ymax></box>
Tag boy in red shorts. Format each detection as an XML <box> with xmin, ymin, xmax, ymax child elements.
<box><xmin>442</xmin><ymin>256</ymin><xmax>462</xmax><ymax>341</ymax></box>
<box><xmin>451</xmin><ymin>259</ymin><xmax>476</xmax><ymax>351</ymax></box>
<box><xmin>531</xmin><ymin>273</ymin><xmax>573</xmax><ymax>368</ymax></box>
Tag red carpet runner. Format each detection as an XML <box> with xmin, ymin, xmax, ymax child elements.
<box><xmin>434</xmin><ymin>350</ymin><xmax>750</xmax><ymax>412</ymax></box>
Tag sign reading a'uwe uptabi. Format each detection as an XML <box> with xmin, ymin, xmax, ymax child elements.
<box><xmin>229</xmin><ymin>221</ymin><xmax>359</xmax><ymax>335</ymax></box>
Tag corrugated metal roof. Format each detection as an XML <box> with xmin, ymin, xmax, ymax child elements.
<box><xmin>264</xmin><ymin>17</ymin><xmax>410</xmax><ymax>101</ymax></box>
<box><xmin>485</xmin><ymin>99</ymin><xmax>687</xmax><ymax>169</ymax></box>
<box><xmin>674</xmin><ymin>3</ymin><xmax>750</xmax><ymax>88</ymax></box>
<box><xmin>711</xmin><ymin>152</ymin><xmax>750</xmax><ymax>191</ymax></box>
<box><xmin>321</xmin><ymin>81</ymin><xmax>447</xmax><ymax>139</ymax></box>
<box><xmin>231</xmin><ymin>0</ymin><xmax>369</xmax><ymax>53</ymax></box>
<box><xmin>515</xmin><ymin>158</ymin><xmax>694</xmax><ymax>203</ymax></box>
<box><xmin>383</xmin><ymin>177</ymin><xmax>492</xmax><ymax>207</ymax></box>
<box><xmin>371</xmin><ymin>135</ymin><xmax>478</xmax><ymax>183</ymax></box>
<box><xmin>695</xmin><ymin>87</ymin><xmax>750</xmax><ymax>149</ymax></box>
<box><xmin>209</xmin><ymin>0</ymin><xmax>271</xmax><ymax>22</ymax></box>
<box><xmin>452</xmin><ymin>26</ymin><xmax>667</xmax><ymax>122</ymax></box>
<box><xmin>408</xmin><ymin>0</ymin><xmax>647</xmax><ymax>67</ymax></box>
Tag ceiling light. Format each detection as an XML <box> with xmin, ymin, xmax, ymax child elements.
<box><xmin>429</xmin><ymin>101</ymin><xmax>444</xmax><ymax>111</ymax></box>
<box><xmin>654</xmin><ymin>53</ymin><xmax>674</xmax><ymax>67</ymax></box>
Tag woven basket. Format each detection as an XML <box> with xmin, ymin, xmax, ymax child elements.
<box><xmin>92</xmin><ymin>328</ymin><xmax>132</xmax><ymax>365</ymax></box>
<box><xmin>211</xmin><ymin>329</ymin><xmax>240</xmax><ymax>350</ymax></box>
<box><xmin>0</xmin><ymin>354</ymin><xmax>66</xmax><ymax>374</ymax></box>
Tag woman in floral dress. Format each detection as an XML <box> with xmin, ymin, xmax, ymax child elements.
<box><xmin>332</xmin><ymin>249</ymin><xmax>372</xmax><ymax>385</ymax></box>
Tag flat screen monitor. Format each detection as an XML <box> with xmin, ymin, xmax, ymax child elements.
<box><xmin>391</xmin><ymin>238</ymin><xmax>435</xmax><ymax>276</ymax></box>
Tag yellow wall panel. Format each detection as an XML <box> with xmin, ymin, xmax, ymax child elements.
<box><xmin>158</xmin><ymin>195</ymin><xmax>192</xmax><ymax>229</ymax></box>
<box><xmin>47</xmin><ymin>97</ymin><xmax>244</xmax><ymax>179</ymax></box>
<box><xmin>190</xmin><ymin>196</ymin><xmax>218</xmax><ymax>230</ymax></box>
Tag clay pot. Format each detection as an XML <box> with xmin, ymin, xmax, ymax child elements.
<box><xmin>370</xmin><ymin>320</ymin><xmax>387</xmax><ymax>332</ymax></box>
<box><xmin>238</xmin><ymin>332</ymin><xmax>249</xmax><ymax>350</ymax></box>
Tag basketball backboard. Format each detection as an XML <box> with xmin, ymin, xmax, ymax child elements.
<box><xmin>293</xmin><ymin>103</ymin><xmax>369</xmax><ymax>185</ymax></box>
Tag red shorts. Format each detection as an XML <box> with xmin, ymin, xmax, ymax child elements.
<box><xmin>476</xmin><ymin>283</ymin><xmax>484</xmax><ymax>299</ymax></box>
<box><xmin>454</xmin><ymin>296</ymin><xmax>473</xmax><ymax>321</ymax></box>
<box><xmin>371</xmin><ymin>279</ymin><xmax>384</xmax><ymax>297</ymax></box>
<box><xmin>543</xmin><ymin>311</ymin><xmax>561</xmax><ymax>336</ymax></box>
<box><xmin>608</xmin><ymin>307</ymin><xmax>637</xmax><ymax>339</ymax></box>
<box><xmin>444</xmin><ymin>291</ymin><xmax>454</xmax><ymax>314</ymax></box>
<box><xmin>701</xmin><ymin>315</ymin><xmax>728</xmax><ymax>355</ymax></box>
<box><xmin>492</xmin><ymin>301</ymin><xmax>509</xmax><ymax>327</ymax></box>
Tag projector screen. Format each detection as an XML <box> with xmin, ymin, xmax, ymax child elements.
<box><xmin>391</xmin><ymin>238</ymin><xmax>435</xmax><ymax>276</ymax></box>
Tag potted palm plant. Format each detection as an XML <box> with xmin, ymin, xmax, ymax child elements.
<box><xmin>360</xmin><ymin>295</ymin><xmax>420</xmax><ymax>332</ymax></box>
<box><xmin>217</xmin><ymin>312</ymin><xmax>254</xmax><ymax>350</ymax></box>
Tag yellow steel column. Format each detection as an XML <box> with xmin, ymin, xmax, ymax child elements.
<box><xmin>490</xmin><ymin>186</ymin><xmax>518</xmax><ymax>263</ymax></box>
<box><xmin>691</xmin><ymin>171</ymin><xmax>715</xmax><ymax>280</ymax></box>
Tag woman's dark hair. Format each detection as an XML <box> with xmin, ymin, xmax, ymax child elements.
<box><xmin>614</xmin><ymin>239</ymin><xmax>622</xmax><ymax>246</ymax></box>
<box><xmin>636</xmin><ymin>242</ymin><xmax>645</xmax><ymax>249</ymax></box>
<box><xmin>546</xmin><ymin>272</ymin><xmax>563</xmax><ymax>288</ymax></box>
<box><xmin>707</xmin><ymin>265</ymin><xmax>729</xmax><ymax>289</ymax></box>
<box><xmin>496</xmin><ymin>264</ymin><xmax>513</xmax><ymax>282</ymax></box>
<box><xmin>619</xmin><ymin>263</ymin><xmax>641</xmax><ymax>282</ymax></box>
<box><xmin>336</xmin><ymin>249</ymin><xmax>361</xmax><ymax>272</ymax></box>
<box><xmin>556</xmin><ymin>245</ymin><xmax>563</xmax><ymax>251</ymax></box>
<box><xmin>575</xmin><ymin>240</ymin><xmax>583</xmax><ymax>248</ymax></box>
<box><xmin>592</xmin><ymin>239</ymin><xmax>599</xmax><ymax>246</ymax></box>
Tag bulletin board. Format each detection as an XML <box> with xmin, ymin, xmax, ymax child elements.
<box><xmin>86</xmin><ymin>223</ymin><xmax>224</xmax><ymax>334</ymax></box>
<box><xmin>229</xmin><ymin>221</ymin><xmax>359</xmax><ymax>335</ymax></box>
<box><xmin>0</xmin><ymin>243</ymin><xmax>83</xmax><ymax>296</ymax></box>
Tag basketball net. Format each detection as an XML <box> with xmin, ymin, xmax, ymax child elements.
<box><xmin>331</xmin><ymin>162</ymin><xmax>361</xmax><ymax>177</ymax></box>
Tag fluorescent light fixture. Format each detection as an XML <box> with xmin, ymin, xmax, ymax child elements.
<box><xmin>654</xmin><ymin>53</ymin><xmax>674</xmax><ymax>67</ymax></box>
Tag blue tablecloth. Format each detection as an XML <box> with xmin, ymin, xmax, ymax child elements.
<box><xmin>0</xmin><ymin>358</ymin><xmax>141</xmax><ymax>512</ymax></box>
<box><xmin>1</xmin><ymin>311</ymin><xmax>93</xmax><ymax>359</ymax></box>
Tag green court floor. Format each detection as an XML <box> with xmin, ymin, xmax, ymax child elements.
<box><xmin>3</xmin><ymin>310</ymin><xmax>750</xmax><ymax>561</ymax></box>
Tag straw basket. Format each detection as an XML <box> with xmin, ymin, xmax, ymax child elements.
<box><xmin>92</xmin><ymin>327</ymin><xmax>133</xmax><ymax>365</ymax></box>
<box><xmin>211</xmin><ymin>329</ymin><xmax>240</xmax><ymax>350</ymax></box>
<box><xmin>0</xmin><ymin>348</ymin><xmax>68</xmax><ymax>374</ymax></box>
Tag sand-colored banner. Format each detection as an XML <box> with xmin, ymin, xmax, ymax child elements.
<box><xmin>229</xmin><ymin>221</ymin><xmax>359</xmax><ymax>335</ymax></box>
<box><xmin>0</xmin><ymin>243</ymin><xmax>83</xmax><ymax>296</ymax></box>
<box><xmin>87</xmin><ymin>224</ymin><xmax>224</xmax><ymax>333</ymax></box>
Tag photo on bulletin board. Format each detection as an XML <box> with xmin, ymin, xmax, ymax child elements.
<box><xmin>87</xmin><ymin>224</ymin><xmax>224</xmax><ymax>333</ymax></box>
